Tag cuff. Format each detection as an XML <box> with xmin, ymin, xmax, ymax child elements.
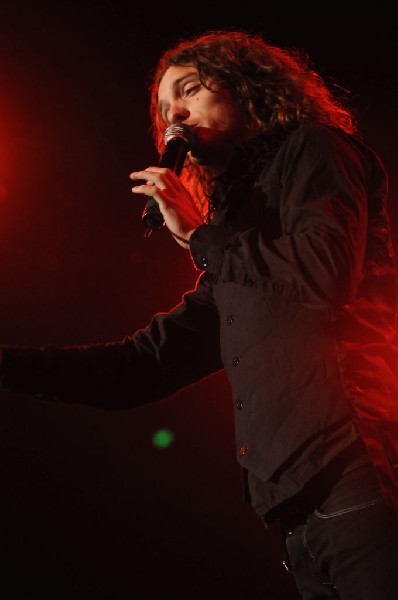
<box><xmin>189</xmin><ymin>224</ymin><xmax>235</xmax><ymax>275</ymax></box>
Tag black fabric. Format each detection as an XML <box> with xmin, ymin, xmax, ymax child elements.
<box><xmin>283</xmin><ymin>468</ymin><xmax>398</xmax><ymax>599</ymax></box>
<box><xmin>2</xmin><ymin>124</ymin><xmax>398</xmax><ymax>520</ymax></box>
<box><xmin>265</xmin><ymin>436</ymin><xmax>373</xmax><ymax>526</ymax></box>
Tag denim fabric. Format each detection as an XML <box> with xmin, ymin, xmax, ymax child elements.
<box><xmin>281</xmin><ymin>465</ymin><xmax>398</xmax><ymax>599</ymax></box>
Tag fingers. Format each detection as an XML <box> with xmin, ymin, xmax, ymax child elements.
<box><xmin>129</xmin><ymin>169</ymin><xmax>159</xmax><ymax>199</ymax></box>
<box><xmin>129</xmin><ymin>167</ymin><xmax>167</xmax><ymax>189</ymax></box>
<box><xmin>131</xmin><ymin>171</ymin><xmax>169</xmax><ymax>204</ymax></box>
<box><xmin>130</xmin><ymin>182</ymin><xmax>156</xmax><ymax>196</ymax></box>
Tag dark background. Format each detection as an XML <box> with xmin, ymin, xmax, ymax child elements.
<box><xmin>0</xmin><ymin>2</ymin><xmax>397</xmax><ymax>598</ymax></box>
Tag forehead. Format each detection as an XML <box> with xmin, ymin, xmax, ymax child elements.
<box><xmin>157</xmin><ymin>65</ymin><xmax>198</xmax><ymax>100</ymax></box>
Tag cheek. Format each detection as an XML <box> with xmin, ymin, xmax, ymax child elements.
<box><xmin>216</xmin><ymin>107</ymin><xmax>242</xmax><ymax>132</ymax></box>
<box><xmin>204</xmin><ymin>102</ymin><xmax>235</xmax><ymax>129</ymax></box>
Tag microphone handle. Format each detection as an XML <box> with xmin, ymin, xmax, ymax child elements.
<box><xmin>142</xmin><ymin>137</ymin><xmax>189</xmax><ymax>234</ymax></box>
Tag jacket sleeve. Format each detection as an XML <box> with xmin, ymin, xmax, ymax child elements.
<box><xmin>190</xmin><ymin>125</ymin><xmax>383</xmax><ymax>306</ymax></box>
<box><xmin>0</xmin><ymin>273</ymin><xmax>222</xmax><ymax>408</ymax></box>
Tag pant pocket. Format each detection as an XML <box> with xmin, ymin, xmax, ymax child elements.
<box><xmin>314</xmin><ymin>497</ymin><xmax>384</xmax><ymax>519</ymax></box>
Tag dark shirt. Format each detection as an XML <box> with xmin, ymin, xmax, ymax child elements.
<box><xmin>2</xmin><ymin>124</ymin><xmax>398</xmax><ymax>520</ymax></box>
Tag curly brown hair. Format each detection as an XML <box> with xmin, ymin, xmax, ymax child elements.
<box><xmin>149</xmin><ymin>30</ymin><xmax>357</xmax><ymax>218</ymax></box>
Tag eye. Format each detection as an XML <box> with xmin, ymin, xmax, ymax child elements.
<box><xmin>183</xmin><ymin>83</ymin><xmax>201</xmax><ymax>97</ymax></box>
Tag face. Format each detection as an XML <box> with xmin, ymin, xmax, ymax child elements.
<box><xmin>157</xmin><ymin>65</ymin><xmax>258</xmax><ymax>171</ymax></box>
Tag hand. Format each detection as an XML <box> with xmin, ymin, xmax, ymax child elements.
<box><xmin>130</xmin><ymin>166</ymin><xmax>203</xmax><ymax>248</ymax></box>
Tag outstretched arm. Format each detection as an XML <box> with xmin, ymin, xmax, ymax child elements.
<box><xmin>0</xmin><ymin>274</ymin><xmax>222</xmax><ymax>409</ymax></box>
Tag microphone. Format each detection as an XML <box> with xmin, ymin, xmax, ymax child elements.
<box><xmin>141</xmin><ymin>123</ymin><xmax>194</xmax><ymax>235</ymax></box>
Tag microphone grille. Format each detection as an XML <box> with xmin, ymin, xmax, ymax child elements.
<box><xmin>164</xmin><ymin>124</ymin><xmax>193</xmax><ymax>147</ymax></box>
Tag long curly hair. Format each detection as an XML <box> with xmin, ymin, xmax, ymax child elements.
<box><xmin>149</xmin><ymin>30</ymin><xmax>357</xmax><ymax>219</ymax></box>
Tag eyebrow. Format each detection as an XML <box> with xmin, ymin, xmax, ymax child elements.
<box><xmin>158</xmin><ymin>71</ymin><xmax>199</xmax><ymax>118</ymax></box>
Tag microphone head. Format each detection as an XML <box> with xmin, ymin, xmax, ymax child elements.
<box><xmin>164</xmin><ymin>123</ymin><xmax>194</xmax><ymax>148</ymax></box>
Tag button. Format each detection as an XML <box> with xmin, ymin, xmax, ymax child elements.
<box><xmin>232</xmin><ymin>357</ymin><xmax>240</xmax><ymax>367</ymax></box>
<box><xmin>235</xmin><ymin>400</ymin><xmax>243</xmax><ymax>410</ymax></box>
<box><xmin>282</xmin><ymin>560</ymin><xmax>291</xmax><ymax>572</ymax></box>
<box><xmin>238</xmin><ymin>444</ymin><xmax>249</xmax><ymax>456</ymax></box>
<box><xmin>201</xmin><ymin>256</ymin><xmax>208</xmax><ymax>268</ymax></box>
<box><xmin>226</xmin><ymin>315</ymin><xmax>234</xmax><ymax>325</ymax></box>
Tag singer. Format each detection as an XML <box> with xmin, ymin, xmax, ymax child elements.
<box><xmin>1</xmin><ymin>30</ymin><xmax>398</xmax><ymax>599</ymax></box>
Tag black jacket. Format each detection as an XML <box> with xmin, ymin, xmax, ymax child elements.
<box><xmin>2</xmin><ymin>124</ymin><xmax>398</xmax><ymax>518</ymax></box>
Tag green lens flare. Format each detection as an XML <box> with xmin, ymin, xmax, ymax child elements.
<box><xmin>152</xmin><ymin>428</ymin><xmax>175</xmax><ymax>449</ymax></box>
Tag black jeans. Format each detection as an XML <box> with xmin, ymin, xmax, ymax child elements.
<box><xmin>281</xmin><ymin>463</ymin><xmax>398</xmax><ymax>599</ymax></box>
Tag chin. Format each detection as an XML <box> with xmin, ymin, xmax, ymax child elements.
<box><xmin>189</xmin><ymin>144</ymin><xmax>225</xmax><ymax>168</ymax></box>
<box><xmin>188</xmin><ymin>149</ymin><xmax>208</xmax><ymax>167</ymax></box>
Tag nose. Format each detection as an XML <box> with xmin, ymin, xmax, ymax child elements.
<box><xmin>167</xmin><ymin>100</ymin><xmax>190</xmax><ymax>124</ymax></box>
